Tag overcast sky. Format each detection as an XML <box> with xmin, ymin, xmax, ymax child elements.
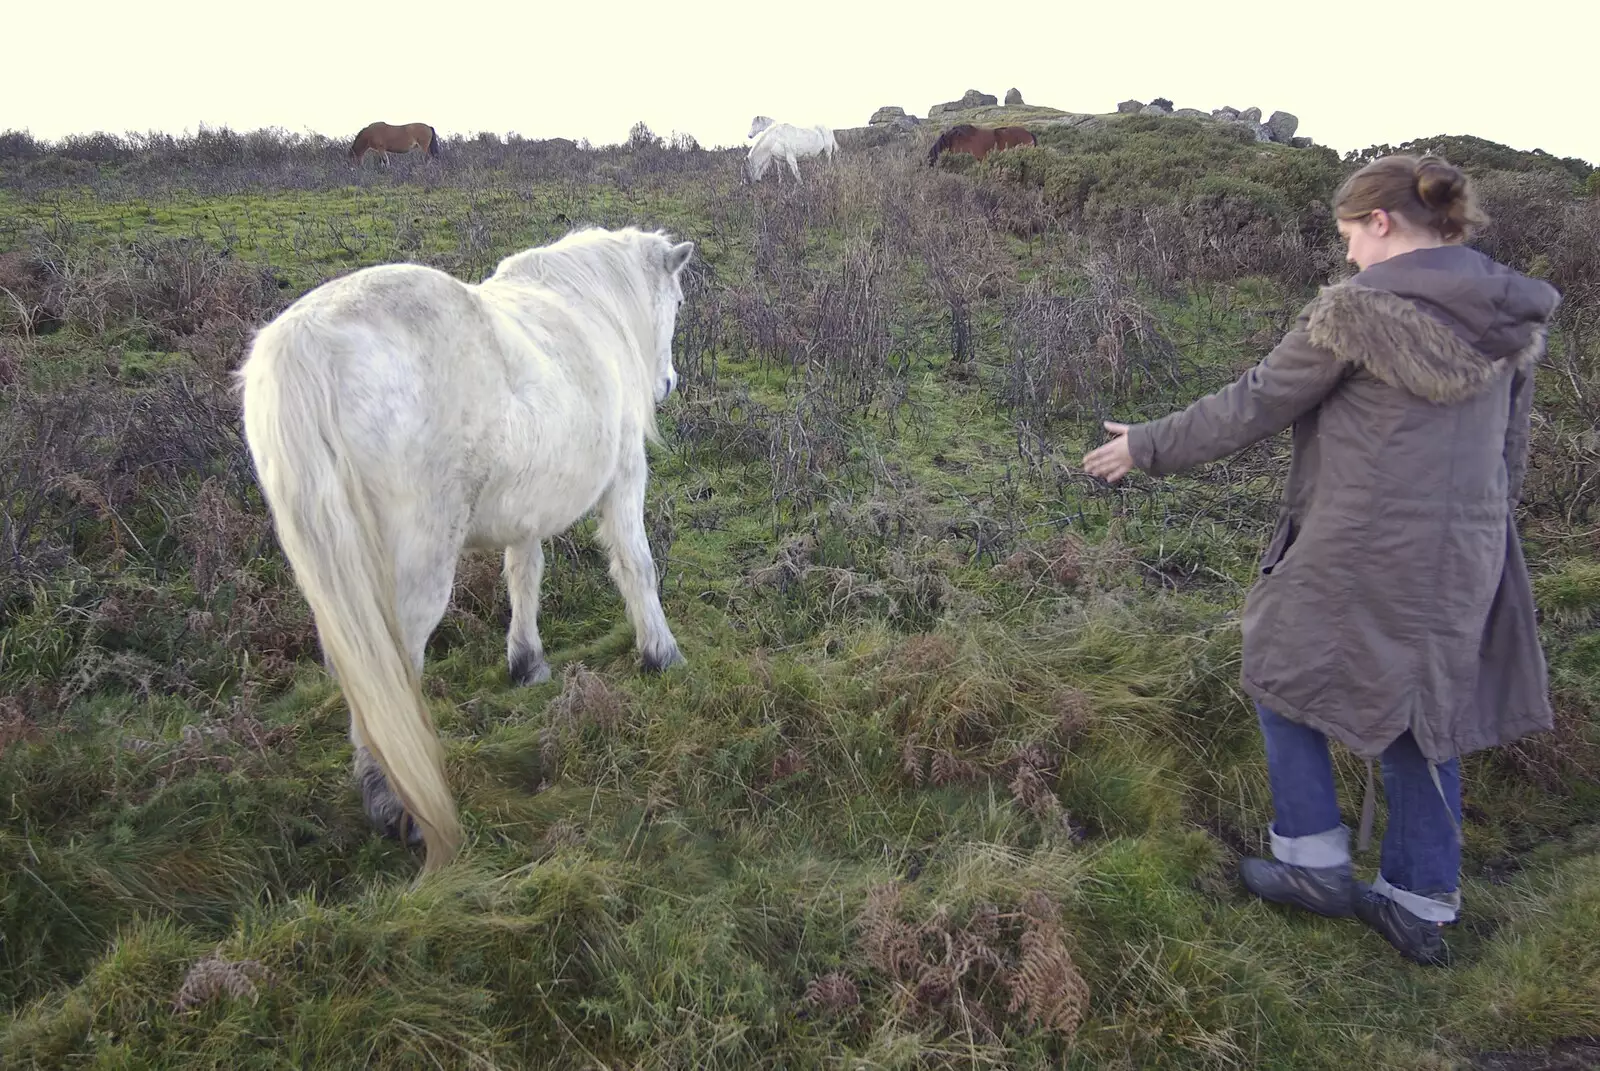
<box><xmin>4</xmin><ymin>0</ymin><xmax>1593</xmax><ymax>164</ymax></box>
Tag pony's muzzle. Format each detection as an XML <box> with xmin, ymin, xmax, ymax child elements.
<box><xmin>657</xmin><ymin>371</ymin><xmax>678</xmax><ymax>403</ymax></box>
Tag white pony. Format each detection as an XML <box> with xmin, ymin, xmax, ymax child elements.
<box><xmin>238</xmin><ymin>226</ymin><xmax>695</xmax><ymax>872</ymax></box>
<box><xmin>745</xmin><ymin>115</ymin><xmax>839</xmax><ymax>184</ymax></box>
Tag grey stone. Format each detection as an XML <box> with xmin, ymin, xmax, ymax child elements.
<box><xmin>929</xmin><ymin>89</ymin><xmax>998</xmax><ymax>117</ymax></box>
<box><xmin>1117</xmin><ymin>99</ymin><xmax>1144</xmax><ymax>114</ymax></box>
<box><xmin>1267</xmin><ymin>110</ymin><xmax>1300</xmax><ymax>143</ymax></box>
<box><xmin>1005</xmin><ymin>87</ymin><xmax>1024</xmax><ymax>105</ymax></box>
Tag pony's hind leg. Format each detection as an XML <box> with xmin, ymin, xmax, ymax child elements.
<box><xmin>352</xmin><ymin>739</ymin><xmax>421</xmax><ymax>845</ymax></box>
<box><xmin>505</xmin><ymin>536</ymin><xmax>550</xmax><ymax>685</ymax></box>
<box><xmin>597</xmin><ymin>450</ymin><xmax>682</xmax><ymax>671</ymax></box>
<box><xmin>351</xmin><ymin>527</ymin><xmax>460</xmax><ymax>845</ymax></box>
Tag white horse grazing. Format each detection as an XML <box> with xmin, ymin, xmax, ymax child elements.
<box><xmin>238</xmin><ymin>226</ymin><xmax>695</xmax><ymax>872</ymax></box>
<box><xmin>745</xmin><ymin>116</ymin><xmax>838</xmax><ymax>184</ymax></box>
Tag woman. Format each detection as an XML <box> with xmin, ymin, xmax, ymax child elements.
<box><xmin>1082</xmin><ymin>155</ymin><xmax>1560</xmax><ymax>967</ymax></box>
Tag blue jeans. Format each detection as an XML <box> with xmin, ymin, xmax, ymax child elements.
<box><xmin>1256</xmin><ymin>702</ymin><xmax>1462</xmax><ymax>922</ymax></box>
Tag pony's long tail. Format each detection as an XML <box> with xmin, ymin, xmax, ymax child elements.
<box><xmin>239</xmin><ymin>318</ymin><xmax>462</xmax><ymax>873</ymax></box>
<box><xmin>428</xmin><ymin>126</ymin><xmax>440</xmax><ymax>157</ymax></box>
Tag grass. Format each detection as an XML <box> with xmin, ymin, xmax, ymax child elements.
<box><xmin>1</xmin><ymin>120</ymin><xmax>1597</xmax><ymax>1069</ymax></box>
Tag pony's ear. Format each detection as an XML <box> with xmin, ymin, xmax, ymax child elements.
<box><xmin>667</xmin><ymin>241</ymin><xmax>694</xmax><ymax>275</ymax></box>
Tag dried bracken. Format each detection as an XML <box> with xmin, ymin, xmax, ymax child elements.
<box><xmin>882</xmin><ymin>633</ymin><xmax>960</xmax><ymax>684</ymax></box>
<box><xmin>1050</xmin><ymin>686</ymin><xmax>1094</xmax><ymax>738</ymax></box>
<box><xmin>172</xmin><ymin>952</ymin><xmax>272</xmax><ymax>1013</ymax></box>
<box><xmin>901</xmin><ymin>735</ymin><xmax>925</xmax><ymax>787</ymax></box>
<box><xmin>1010</xmin><ymin>760</ymin><xmax>1066</xmax><ymax>825</ymax></box>
<box><xmin>542</xmin><ymin>818</ymin><xmax>585</xmax><ymax>850</ymax></box>
<box><xmin>852</xmin><ymin>883</ymin><xmax>1089</xmax><ymax>1042</ymax></box>
<box><xmin>748</xmin><ymin>532</ymin><xmax>818</xmax><ymax>589</ymax></box>
<box><xmin>184</xmin><ymin>477</ymin><xmax>264</xmax><ymax>599</ymax></box>
<box><xmin>998</xmin><ymin>531</ymin><xmax>1085</xmax><ymax>588</ymax></box>
<box><xmin>856</xmin><ymin>883</ymin><xmax>926</xmax><ymax>981</ymax></box>
<box><xmin>803</xmin><ymin>972</ymin><xmax>861</xmax><ymax>1015</ymax></box>
<box><xmin>1006</xmin><ymin>892</ymin><xmax>1090</xmax><ymax>1038</ymax></box>
<box><xmin>929</xmin><ymin>749</ymin><xmax>984</xmax><ymax>786</ymax></box>
<box><xmin>120</xmin><ymin>713</ymin><xmax>297</xmax><ymax>782</ymax></box>
<box><xmin>545</xmin><ymin>663</ymin><xmax>626</xmax><ymax>732</ymax></box>
<box><xmin>0</xmin><ymin>697</ymin><xmax>34</xmax><ymax>756</ymax></box>
<box><xmin>768</xmin><ymin>747</ymin><xmax>807</xmax><ymax>782</ymax></box>
<box><xmin>537</xmin><ymin>663</ymin><xmax>628</xmax><ymax>776</ymax></box>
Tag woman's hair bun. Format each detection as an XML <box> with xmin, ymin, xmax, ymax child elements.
<box><xmin>1415</xmin><ymin>156</ymin><xmax>1467</xmax><ymax>211</ymax></box>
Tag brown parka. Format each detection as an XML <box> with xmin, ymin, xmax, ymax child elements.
<box><xmin>1126</xmin><ymin>244</ymin><xmax>1561</xmax><ymax>767</ymax></box>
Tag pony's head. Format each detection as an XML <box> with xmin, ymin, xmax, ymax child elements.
<box><xmin>927</xmin><ymin>124</ymin><xmax>981</xmax><ymax>166</ymax></box>
<box><xmin>489</xmin><ymin>228</ymin><xmax>694</xmax><ymax>413</ymax></box>
<box><xmin>748</xmin><ymin>115</ymin><xmax>775</xmax><ymax>139</ymax></box>
<box><xmin>646</xmin><ymin>232</ymin><xmax>695</xmax><ymax>403</ymax></box>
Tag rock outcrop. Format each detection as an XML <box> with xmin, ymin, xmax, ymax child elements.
<box><xmin>1005</xmin><ymin>87</ymin><xmax>1024</xmax><ymax>105</ymax></box>
<box><xmin>1266</xmin><ymin>110</ymin><xmax>1299</xmax><ymax>143</ymax></box>
<box><xmin>1115</xmin><ymin>98</ymin><xmax>1309</xmax><ymax>145</ymax></box>
<box><xmin>930</xmin><ymin>89</ymin><xmax>998</xmax><ymax>117</ymax></box>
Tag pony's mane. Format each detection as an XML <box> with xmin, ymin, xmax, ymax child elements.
<box><xmin>487</xmin><ymin>227</ymin><xmax>672</xmax><ymax>437</ymax></box>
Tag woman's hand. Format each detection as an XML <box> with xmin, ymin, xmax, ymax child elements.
<box><xmin>1082</xmin><ymin>422</ymin><xmax>1136</xmax><ymax>483</ymax></box>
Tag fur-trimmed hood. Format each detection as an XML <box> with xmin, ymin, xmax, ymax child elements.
<box><xmin>1303</xmin><ymin>245</ymin><xmax>1561</xmax><ymax>404</ymax></box>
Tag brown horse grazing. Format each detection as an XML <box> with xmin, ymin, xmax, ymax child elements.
<box><xmin>349</xmin><ymin>121</ymin><xmax>441</xmax><ymax>166</ymax></box>
<box><xmin>926</xmin><ymin>124</ymin><xmax>1037</xmax><ymax>165</ymax></box>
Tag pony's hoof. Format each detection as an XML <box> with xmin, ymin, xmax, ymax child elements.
<box><xmin>509</xmin><ymin>646</ymin><xmax>552</xmax><ymax>687</ymax></box>
<box><xmin>357</xmin><ymin>749</ymin><xmax>425</xmax><ymax>847</ymax></box>
<box><xmin>641</xmin><ymin>645</ymin><xmax>685</xmax><ymax>674</ymax></box>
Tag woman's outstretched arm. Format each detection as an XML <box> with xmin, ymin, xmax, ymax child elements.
<box><xmin>1088</xmin><ymin>318</ymin><xmax>1351</xmax><ymax>482</ymax></box>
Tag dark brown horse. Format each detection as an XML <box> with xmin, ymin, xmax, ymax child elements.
<box><xmin>926</xmin><ymin>124</ymin><xmax>1036</xmax><ymax>165</ymax></box>
<box><xmin>350</xmin><ymin>121</ymin><xmax>441</xmax><ymax>166</ymax></box>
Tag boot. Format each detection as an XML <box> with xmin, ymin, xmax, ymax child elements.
<box><xmin>1353</xmin><ymin>885</ymin><xmax>1452</xmax><ymax>967</ymax></box>
<box><xmin>1239</xmin><ymin>857</ymin><xmax>1356</xmax><ymax>918</ymax></box>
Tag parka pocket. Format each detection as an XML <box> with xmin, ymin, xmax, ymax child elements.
<box><xmin>1259</xmin><ymin>513</ymin><xmax>1298</xmax><ymax>576</ymax></box>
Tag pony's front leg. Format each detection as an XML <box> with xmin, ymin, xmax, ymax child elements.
<box><xmin>597</xmin><ymin>452</ymin><xmax>682</xmax><ymax>672</ymax></box>
<box><xmin>786</xmin><ymin>152</ymin><xmax>803</xmax><ymax>185</ymax></box>
<box><xmin>505</xmin><ymin>536</ymin><xmax>551</xmax><ymax>685</ymax></box>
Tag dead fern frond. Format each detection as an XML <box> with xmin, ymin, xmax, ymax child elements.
<box><xmin>1006</xmin><ymin>894</ymin><xmax>1089</xmax><ymax>1038</ymax></box>
<box><xmin>1010</xmin><ymin>761</ymin><xmax>1064</xmax><ymax>824</ymax></box>
<box><xmin>803</xmin><ymin>972</ymin><xmax>861</xmax><ymax>1015</ymax></box>
<box><xmin>769</xmin><ymin>746</ymin><xmax>807</xmax><ymax>782</ymax></box>
<box><xmin>856</xmin><ymin>883</ymin><xmax>924</xmax><ymax>981</ymax></box>
<box><xmin>173</xmin><ymin>952</ymin><xmax>272</xmax><ymax>1013</ymax></box>
<box><xmin>901</xmin><ymin>734</ymin><xmax>925</xmax><ymax>787</ymax></box>
<box><xmin>929</xmin><ymin>749</ymin><xmax>984</xmax><ymax>786</ymax></box>
<box><xmin>544</xmin><ymin>663</ymin><xmax>627</xmax><ymax>732</ymax></box>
